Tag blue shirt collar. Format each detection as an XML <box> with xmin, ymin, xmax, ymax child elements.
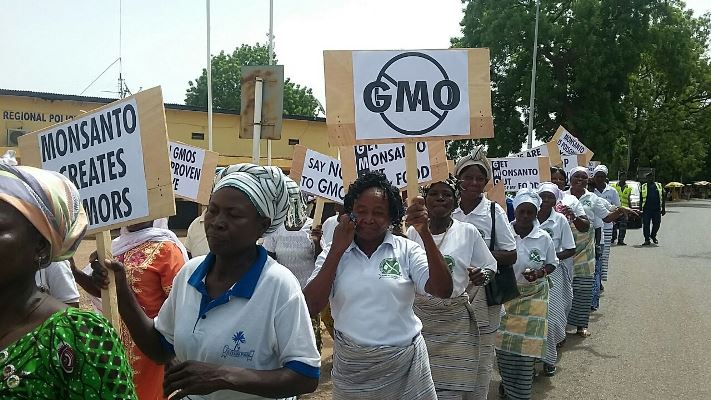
<box><xmin>188</xmin><ymin>245</ymin><xmax>268</xmax><ymax>300</ymax></box>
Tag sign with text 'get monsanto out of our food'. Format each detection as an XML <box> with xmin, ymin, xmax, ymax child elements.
<box><xmin>324</xmin><ymin>49</ymin><xmax>494</xmax><ymax>145</ymax></box>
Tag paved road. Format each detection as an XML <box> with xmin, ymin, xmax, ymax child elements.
<box><xmin>529</xmin><ymin>199</ymin><xmax>711</xmax><ymax>399</ymax></box>
<box><xmin>304</xmin><ymin>200</ymin><xmax>711</xmax><ymax>400</ymax></box>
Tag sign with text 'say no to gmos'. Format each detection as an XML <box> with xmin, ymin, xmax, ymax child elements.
<box><xmin>19</xmin><ymin>87</ymin><xmax>175</xmax><ymax>233</ymax></box>
<box><xmin>290</xmin><ymin>146</ymin><xmax>345</xmax><ymax>204</ymax></box>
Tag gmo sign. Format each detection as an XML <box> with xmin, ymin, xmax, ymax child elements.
<box><xmin>352</xmin><ymin>50</ymin><xmax>470</xmax><ymax>141</ymax></box>
<box><xmin>363</xmin><ymin>52</ymin><xmax>460</xmax><ymax>135</ymax></box>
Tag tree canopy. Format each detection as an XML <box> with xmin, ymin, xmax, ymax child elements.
<box><xmin>185</xmin><ymin>43</ymin><xmax>322</xmax><ymax>117</ymax></box>
<box><xmin>450</xmin><ymin>0</ymin><xmax>711</xmax><ymax>182</ymax></box>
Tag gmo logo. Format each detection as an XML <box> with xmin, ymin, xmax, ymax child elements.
<box><xmin>362</xmin><ymin>52</ymin><xmax>461</xmax><ymax>135</ymax></box>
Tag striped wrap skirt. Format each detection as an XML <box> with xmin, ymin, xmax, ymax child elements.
<box><xmin>413</xmin><ymin>294</ymin><xmax>479</xmax><ymax>394</ymax></box>
<box><xmin>331</xmin><ymin>331</ymin><xmax>437</xmax><ymax>400</ymax></box>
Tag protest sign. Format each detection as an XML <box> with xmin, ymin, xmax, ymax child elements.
<box><xmin>18</xmin><ymin>87</ymin><xmax>174</xmax><ymax>328</ymax></box>
<box><xmin>324</xmin><ymin>49</ymin><xmax>493</xmax><ymax>146</ymax></box>
<box><xmin>290</xmin><ymin>146</ymin><xmax>345</xmax><ymax>204</ymax></box>
<box><xmin>19</xmin><ymin>87</ymin><xmax>174</xmax><ymax>233</ymax></box>
<box><xmin>548</xmin><ymin>126</ymin><xmax>594</xmax><ymax>166</ymax></box>
<box><xmin>490</xmin><ymin>156</ymin><xmax>551</xmax><ymax>192</ymax></box>
<box><xmin>169</xmin><ymin>141</ymin><xmax>219</xmax><ymax>205</ymax></box>
<box><xmin>511</xmin><ymin>143</ymin><xmax>550</xmax><ymax>158</ymax></box>
<box><xmin>340</xmin><ymin>141</ymin><xmax>449</xmax><ymax>189</ymax></box>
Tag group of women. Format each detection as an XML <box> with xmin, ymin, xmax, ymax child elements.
<box><xmin>0</xmin><ymin>147</ymin><xmax>636</xmax><ymax>400</ymax></box>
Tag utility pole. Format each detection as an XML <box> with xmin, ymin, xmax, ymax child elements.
<box><xmin>526</xmin><ymin>0</ymin><xmax>541</xmax><ymax>149</ymax></box>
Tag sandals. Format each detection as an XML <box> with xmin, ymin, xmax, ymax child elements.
<box><xmin>576</xmin><ymin>328</ymin><xmax>591</xmax><ymax>337</ymax></box>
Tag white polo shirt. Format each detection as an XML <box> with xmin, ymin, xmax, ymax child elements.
<box><xmin>567</xmin><ymin>190</ymin><xmax>611</xmax><ymax>227</ymax></box>
<box><xmin>407</xmin><ymin>219</ymin><xmax>497</xmax><ymax>297</ymax></box>
<box><xmin>319</xmin><ymin>214</ymin><xmax>339</xmax><ymax>249</ymax></box>
<box><xmin>154</xmin><ymin>246</ymin><xmax>320</xmax><ymax>400</ymax></box>
<box><xmin>185</xmin><ymin>212</ymin><xmax>210</xmax><ymax>258</ymax></box>
<box><xmin>35</xmin><ymin>261</ymin><xmax>80</xmax><ymax>304</ymax></box>
<box><xmin>538</xmin><ymin>211</ymin><xmax>576</xmax><ymax>253</ymax></box>
<box><xmin>310</xmin><ymin>233</ymin><xmax>430</xmax><ymax>347</ymax></box>
<box><xmin>561</xmin><ymin>193</ymin><xmax>587</xmax><ymax>218</ymax></box>
<box><xmin>594</xmin><ymin>185</ymin><xmax>620</xmax><ymax>229</ymax></box>
<box><xmin>452</xmin><ymin>195</ymin><xmax>516</xmax><ymax>252</ymax></box>
<box><xmin>510</xmin><ymin>223</ymin><xmax>558</xmax><ymax>284</ymax></box>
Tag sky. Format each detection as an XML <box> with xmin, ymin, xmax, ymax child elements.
<box><xmin>1</xmin><ymin>0</ymin><xmax>709</xmax><ymax>108</ymax></box>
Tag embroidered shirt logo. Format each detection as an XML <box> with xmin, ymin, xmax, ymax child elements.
<box><xmin>543</xmin><ymin>228</ymin><xmax>554</xmax><ymax>238</ymax></box>
<box><xmin>221</xmin><ymin>330</ymin><xmax>255</xmax><ymax>361</ymax></box>
<box><xmin>444</xmin><ymin>255</ymin><xmax>455</xmax><ymax>273</ymax></box>
<box><xmin>529</xmin><ymin>249</ymin><xmax>542</xmax><ymax>264</ymax></box>
<box><xmin>379</xmin><ymin>258</ymin><xmax>402</xmax><ymax>278</ymax></box>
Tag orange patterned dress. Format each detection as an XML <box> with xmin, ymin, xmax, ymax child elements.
<box><xmin>117</xmin><ymin>241</ymin><xmax>185</xmax><ymax>400</ymax></box>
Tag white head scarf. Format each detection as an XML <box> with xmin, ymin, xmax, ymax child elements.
<box><xmin>514</xmin><ymin>188</ymin><xmax>542</xmax><ymax>211</ymax></box>
<box><xmin>537</xmin><ymin>182</ymin><xmax>563</xmax><ymax>202</ymax></box>
<box><xmin>213</xmin><ymin>163</ymin><xmax>294</xmax><ymax>234</ymax></box>
<box><xmin>570</xmin><ymin>166</ymin><xmax>589</xmax><ymax>179</ymax></box>
<box><xmin>593</xmin><ymin>164</ymin><xmax>609</xmax><ymax>177</ymax></box>
<box><xmin>114</xmin><ymin>218</ymin><xmax>188</xmax><ymax>261</ymax></box>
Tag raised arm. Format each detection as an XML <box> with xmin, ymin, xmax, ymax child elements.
<box><xmin>303</xmin><ymin>214</ymin><xmax>354</xmax><ymax>317</ymax></box>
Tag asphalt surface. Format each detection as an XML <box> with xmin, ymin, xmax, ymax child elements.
<box><xmin>304</xmin><ymin>200</ymin><xmax>711</xmax><ymax>400</ymax></box>
<box><xmin>529</xmin><ymin>199</ymin><xmax>711</xmax><ymax>399</ymax></box>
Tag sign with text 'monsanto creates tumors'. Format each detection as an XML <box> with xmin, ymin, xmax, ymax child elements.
<box><xmin>18</xmin><ymin>87</ymin><xmax>175</xmax><ymax>234</ymax></box>
<box><xmin>324</xmin><ymin>49</ymin><xmax>494</xmax><ymax>145</ymax></box>
<box><xmin>290</xmin><ymin>146</ymin><xmax>345</xmax><ymax>204</ymax></box>
<box><xmin>340</xmin><ymin>141</ymin><xmax>449</xmax><ymax>189</ymax></box>
<box><xmin>491</xmin><ymin>156</ymin><xmax>552</xmax><ymax>192</ymax></box>
<box><xmin>169</xmin><ymin>141</ymin><xmax>219</xmax><ymax>205</ymax></box>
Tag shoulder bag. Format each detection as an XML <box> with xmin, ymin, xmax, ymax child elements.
<box><xmin>484</xmin><ymin>202</ymin><xmax>520</xmax><ymax>306</ymax></box>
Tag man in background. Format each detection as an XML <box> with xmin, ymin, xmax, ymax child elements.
<box><xmin>611</xmin><ymin>172</ymin><xmax>633</xmax><ymax>245</ymax></box>
<box><xmin>641</xmin><ymin>173</ymin><xmax>666</xmax><ymax>245</ymax></box>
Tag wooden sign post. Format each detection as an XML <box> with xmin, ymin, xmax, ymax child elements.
<box><xmin>18</xmin><ymin>87</ymin><xmax>175</xmax><ymax>329</ymax></box>
<box><xmin>324</xmin><ymin>48</ymin><xmax>493</xmax><ymax>204</ymax></box>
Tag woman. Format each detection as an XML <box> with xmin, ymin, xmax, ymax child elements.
<box><xmin>591</xmin><ymin>165</ymin><xmax>620</xmax><ymax>309</ymax></box>
<box><xmin>78</xmin><ymin>218</ymin><xmax>188</xmax><ymax>400</ymax></box>
<box><xmin>565</xmin><ymin>167</ymin><xmax>635</xmax><ymax>336</ymax></box>
<box><xmin>96</xmin><ymin>163</ymin><xmax>320</xmax><ymax>400</ymax></box>
<box><xmin>536</xmin><ymin>183</ymin><xmax>576</xmax><ymax>376</ymax></box>
<box><xmin>496</xmin><ymin>189</ymin><xmax>558</xmax><ymax>400</ymax></box>
<box><xmin>550</xmin><ymin>167</ymin><xmax>591</xmax><ymax>325</ymax></box>
<box><xmin>264</xmin><ymin>177</ymin><xmax>323</xmax><ymax>351</ymax></box>
<box><xmin>407</xmin><ymin>177</ymin><xmax>497</xmax><ymax>400</ymax></box>
<box><xmin>304</xmin><ymin>171</ymin><xmax>453</xmax><ymax>400</ymax></box>
<box><xmin>0</xmin><ymin>164</ymin><xmax>135</xmax><ymax>398</ymax></box>
<box><xmin>452</xmin><ymin>146</ymin><xmax>517</xmax><ymax>399</ymax></box>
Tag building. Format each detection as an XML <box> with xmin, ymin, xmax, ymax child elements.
<box><xmin>0</xmin><ymin>88</ymin><xmax>331</xmax><ymax>228</ymax></box>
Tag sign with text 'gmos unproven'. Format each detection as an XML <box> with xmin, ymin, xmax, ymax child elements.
<box><xmin>323</xmin><ymin>49</ymin><xmax>494</xmax><ymax>145</ymax></box>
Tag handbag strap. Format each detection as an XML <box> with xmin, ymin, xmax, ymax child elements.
<box><xmin>489</xmin><ymin>201</ymin><xmax>496</xmax><ymax>251</ymax></box>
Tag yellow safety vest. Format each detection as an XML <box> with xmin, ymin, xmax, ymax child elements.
<box><xmin>611</xmin><ymin>182</ymin><xmax>632</xmax><ymax>208</ymax></box>
<box><xmin>640</xmin><ymin>182</ymin><xmax>663</xmax><ymax>209</ymax></box>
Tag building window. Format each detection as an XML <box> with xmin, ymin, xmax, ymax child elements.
<box><xmin>288</xmin><ymin>138</ymin><xmax>299</xmax><ymax>145</ymax></box>
<box><xmin>192</xmin><ymin>132</ymin><xmax>205</xmax><ymax>140</ymax></box>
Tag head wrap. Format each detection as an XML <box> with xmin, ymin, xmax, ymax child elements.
<box><xmin>284</xmin><ymin>175</ymin><xmax>309</xmax><ymax>230</ymax></box>
<box><xmin>1</xmin><ymin>150</ymin><xmax>18</xmax><ymax>166</ymax></box>
<box><xmin>114</xmin><ymin>218</ymin><xmax>189</xmax><ymax>261</ymax></box>
<box><xmin>422</xmin><ymin>174</ymin><xmax>459</xmax><ymax>200</ymax></box>
<box><xmin>454</xmin><ymin>145</ymin><xmax>492</xmax><ymax>180</ymax></box>
<box><xmin>593</xmin><ymin>164</ymin><xmax>608</xmax><ymax>177</ymax></box>
<box><xmin>513</xmin><ymin>188</ymin><xmax>542</xmax><ymax>211</ymax></box>
<box><xmin>537</xmin><ymin>182</ymin><xmax>562</xmax><ymax>202</ymax></box>
<box><xmin>0</xmin><ymin>164</ymin><xmax>87</xmax><ymax>262</ymax></box>
<box><xmin>570</xmin><ymin>166</ymin><xmax>589</xmax><ymax>179</ymax></box>
<box><xmin>213</xmin><ymin>163</ymin><xmax>294</xmax><ymax>234</ymax></box>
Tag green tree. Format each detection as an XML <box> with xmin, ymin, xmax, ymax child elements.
<box><xmin>450</xmin><ymin>0</ymin><xmax>711</xmax><ymax>182</ymax></box>
<box><xmin>185</xmin><ymin>43</ymin><xmax>322</xmax><ymax>117</ymax></box>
